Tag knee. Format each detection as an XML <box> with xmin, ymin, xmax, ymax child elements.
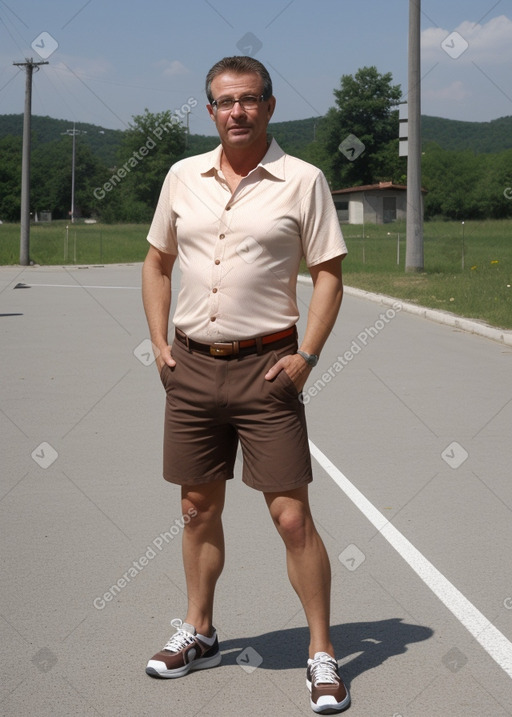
<box><xmin>272</xmin><ymin>507</ymin><xmax>312</xmax><ymax>550</ymax></box>
<box><xmin>181</xmin><ymin>485</ymin><xmax>224</xmax><ymax>527</ymax></box>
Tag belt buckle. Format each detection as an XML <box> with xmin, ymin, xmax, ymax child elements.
<box><xmin>210</xmin><ymin>342</ymin><xmax>234</xmax><ymax>357</ymax></box>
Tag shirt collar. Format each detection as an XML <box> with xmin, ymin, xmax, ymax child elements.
<box><xmin>199</xmin><ymin>137</ymin><xmax>286</xmax><ymax>180</ymax></box>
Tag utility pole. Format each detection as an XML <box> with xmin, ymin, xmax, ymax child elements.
<box><xmin>13</xmin><ymin>58</ymin><xmax>48</xmax><ymax>265</ymax></box>
<box><xmin>405</xmin><ymin>0</ymin><xmax>424</xmax><ymax>272</ymax></box>
<box><xmin>185</xmin><ymin>110</ymin><xmax>190</xmax><ymax>148</ymax></box>
<box><xmin>62</xmin><ymin>124</ymin><xmax>87</xmax><ymax>223</ymax></box>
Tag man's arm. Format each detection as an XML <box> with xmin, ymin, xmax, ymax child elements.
<box><xmin>264</xmin><ymin>255</ymin><xmax>344</xmax><ymax>390</ymax></box>
<box><xmin>142</xmin><ymin>245</ymin><xmax>177</xmax><ymax>372</ymax></box>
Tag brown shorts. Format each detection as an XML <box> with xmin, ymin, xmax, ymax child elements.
<box><xmin>159</xmin><ymin>334</ymin><xmax>313</xmax><ymax>492</ymax></box>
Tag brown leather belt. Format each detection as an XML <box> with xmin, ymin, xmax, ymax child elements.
<box><xmin>175</xmin><ymin>326</ymin><xmax>297</xmax><ymax>358</ymax></box>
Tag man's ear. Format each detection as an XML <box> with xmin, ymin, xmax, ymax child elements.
<box><xmin>266</xmin><ymin>95</ymin><xmax>276</xmax><ymax>121</ymax></box>
<box><xmin>206</xmin><ymin>104</ymin><xmax>216</xmax><ymax>122</ymax></box>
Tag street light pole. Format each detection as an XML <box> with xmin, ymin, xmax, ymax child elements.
<box><xmin>62</xmin><ymin>124</ymin><xmax>86</xmax><ymax>223</ymax></box>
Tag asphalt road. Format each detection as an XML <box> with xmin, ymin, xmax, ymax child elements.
<box><xmin>1</xmin><ymin>263</ymin><xmax>511</xmax><ymax>717</ymax></box>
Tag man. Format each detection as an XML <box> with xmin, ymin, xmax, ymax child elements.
<box><xmin>142</xmin><ymin>56</ymin><xmax>350</xmax><ymax>714</ymax></box>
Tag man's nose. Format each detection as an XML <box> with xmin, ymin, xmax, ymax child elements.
<box><xmin>230</xmin><ymin>101</ymin><xmax>247</xmax><ymax>118</ymax></box>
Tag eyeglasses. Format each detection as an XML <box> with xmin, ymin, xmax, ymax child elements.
<box><xmin>211</xmin><ymin>95</ymin><xmax>265</xmax><ymax>112</ymax></box>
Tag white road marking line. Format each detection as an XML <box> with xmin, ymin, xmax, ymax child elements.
<box><xmin>310</xmin><ymin>440</ymin><xmax>512</xmax><ymax>679</ymax></box>
<box><xmin>23</xmin><ymin>283</ymin><xmax>140</xmax><ymax>289</ymax></box>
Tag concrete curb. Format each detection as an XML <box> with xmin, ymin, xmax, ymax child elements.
<box><xmin>297</xmin><ymin>275</ymin><xmax>512</xmax><ymax>347</ymax></box>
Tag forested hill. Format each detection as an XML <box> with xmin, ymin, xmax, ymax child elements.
<box><xmin>1</xmin><ymin>113</ymin><xmax>512</xmax><ymax>160</ymax></box>
<box><xmin>269</xmin><ymin>115</ymin><xmax>512</xmax><ymax>154</ymax></box>
<box><xmin>0</xmin><ymin>114</ymin><xmax>123</xmax><ymax>166</ymax></box>
<box><xmin>421</xmin><ymin>115</ymin><xmax>512</xmax><ymax>153</ymax></box>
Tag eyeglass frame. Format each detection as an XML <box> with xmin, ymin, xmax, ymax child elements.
<box><xmin>210</xmin><ymin>94</ymin><xmax>266</xmax><ymax>112</ymax></box>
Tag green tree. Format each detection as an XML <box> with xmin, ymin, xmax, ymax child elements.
<box><xmin>297</xmin><ymin>134</ymin><xmax>332</xmax><ymax>179</ymax></box>
<box><xmin>0</xmin><ymin>135</ymin><xmax>22</xmax><ymax>220</ymax></box>
<box><xmin>422</xmin><ymin>143</ymin><xmax>488</xmax><ymax>220</ymax></box>
<box><xmin>481</xmin><ymin>149</ymin><xmax>512</xmax><ymax>219</ymax></box>
<box><xmin>116</xmin><ymin>108</ymin><xmax>187</xmax><ymax>211</ymax></box>
<box><xmin>322</xmin><ymin>66</ymin><xmax>404</xmax><ymax>188</ymax></box>
<box><xmin>31</xmin><ymin>138</ymin><xmax>109</xmax><ymax>219</ymax></box>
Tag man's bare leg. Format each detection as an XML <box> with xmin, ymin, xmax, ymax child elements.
<box><xmin>181</xmin><ymin>479</ymin><xmax>226</xmax><ymax>637</ymax></box>
<box><xmin>264</xmin><ymin>486</ymin><xmax>334</xmax><ymax>658</ymax></box>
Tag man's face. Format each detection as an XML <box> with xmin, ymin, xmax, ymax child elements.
<box><xmin>207</xmin><ymin>72</ymin><xmax>276</xmax><ymax>151</ymax></box>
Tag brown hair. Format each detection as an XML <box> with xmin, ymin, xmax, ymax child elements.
<box><xmin>205</xmin><ymin>56</ymin><xmax>273</xmax><ymax>103</ymax></box>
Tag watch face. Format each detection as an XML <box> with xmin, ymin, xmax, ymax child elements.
<box><xmin>298</xmin><ymin>350</ymin><xmax>318</xmax><ymax>366</ymax></box>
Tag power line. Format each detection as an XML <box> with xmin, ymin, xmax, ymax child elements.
<box><xmin>0</xmin><ymin>67</ymin><xmax>22</xmax><ymax>95</ymax></box>
<box><xmin>0</xmin><ymin>7</ymin><xmax>27</xmax><ymax>53</ymax></box>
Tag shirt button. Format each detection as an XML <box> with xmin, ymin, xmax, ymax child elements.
<box><xmin>210</xmin><ymin>317</ymin><xmax>216</xmax><ymax>322</ymax></box>
<box><xmin>219</xmin><ymin>234</ymin><xmax>225</xmax><ymax>240</ymax></box>
<box><xmin>226</xmin><ymin>206</ymin><xmax>231</xmax><ymax>211</ymax></box>
<box><xmin>212</xmin><ymin>288</ymin><xmax>218</xmax><ymax>293</ymax></box>
<box><xmin>214</xmin><ymin>259</ymin><xmax>220</xmax><ymax>265</ymax></box>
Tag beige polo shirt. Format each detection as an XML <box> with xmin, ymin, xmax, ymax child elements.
<box><xmin>147</xmin><ymin>138</ymin><xmax>347</xmax><ymax>342</ymax></box>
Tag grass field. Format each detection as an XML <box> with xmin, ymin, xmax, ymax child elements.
<box><xmin>341</xmin><ymin>219</ymin><xmax>511</xmax><ymax>329</ymax></box>
<box><xmin>0</xmin><ymin>222</ymin><xmax>148</xmax><ymax>266</ymax></box>
<box><xmin>1</xmin><ymin>218</ymin><xmax>511</xmax><ymax>329</ymax></box>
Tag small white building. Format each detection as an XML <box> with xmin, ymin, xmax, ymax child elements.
<box><xmin>35</xmin><ymin>211</ymin><xmax>52</xmax><ymax>222</ymax></box>
<box><xmin>331</xmin><ymin>181</ymin><xmax>425</xmax><ymax>225</ymax></box>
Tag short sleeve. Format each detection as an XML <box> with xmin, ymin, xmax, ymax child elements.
<box><xmin>300</xmin><ymin>171</ymin><xmax>347</xmax><ymax>267</ymax></box>
<box><xmin>147</xmin><ymin>170</ymin><xmax>178</xmax><ymax>255</ymax></box>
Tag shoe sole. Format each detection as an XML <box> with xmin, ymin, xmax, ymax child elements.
<box><xmin>306</xmin><ymin>678</ymin><xmax>351</xmax><ymax>714</ymax></box>
<box><xmin>146</xmin><ymin>651</ymin><xmax>221</xmax><ymax>679</ymax></box>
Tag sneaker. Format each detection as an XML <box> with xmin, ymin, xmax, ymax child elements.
<box><xmin>146</xmin><ymin>618</ymin><xmax>221</xmax><ymax>678</ymax></box>
<box><xmin>306</xmin><ymin>652</ymin><xmax>350</xmax><ymax>714</ymax></box>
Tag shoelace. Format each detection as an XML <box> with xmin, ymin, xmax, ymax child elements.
<box><xmin>163</xmin><ymin>618</ymin><xmax>195</xmax><ymax>653</ymax></box>
<box><xmin>310</xmin><ymin>654</ymin><xmax>339</xmax><ymax>685</ymax></box>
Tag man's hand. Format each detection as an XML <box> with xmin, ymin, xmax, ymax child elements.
<box><xmin>265</xmin><ymin>256</ymin><xmax>343</xmax><ymax>391</ymax></box>
<box><xmin>155</xmin><ymin>344</ymin><xmax>176</xmax><ymax>373</ymax></box>
<box><xmin>142</xmin><ymin>245</ymin><xmax>176</xmax><ymax>375</ymax></box>
<box><xmin>264</xmin><ymin>353</ymin><xmax>312</xmax><ymax>392</ymax></box>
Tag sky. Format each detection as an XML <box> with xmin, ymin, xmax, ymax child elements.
<box><xmin>1</xmin><ymin>0</ymin><xmax>511</xmax><ymax>136</ymax></box>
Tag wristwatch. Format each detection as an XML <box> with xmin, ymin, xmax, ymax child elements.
<box><xmin>296</xmin><ymin>349</ymin><xmax>319</xmax><ymax>367</ymax></box>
